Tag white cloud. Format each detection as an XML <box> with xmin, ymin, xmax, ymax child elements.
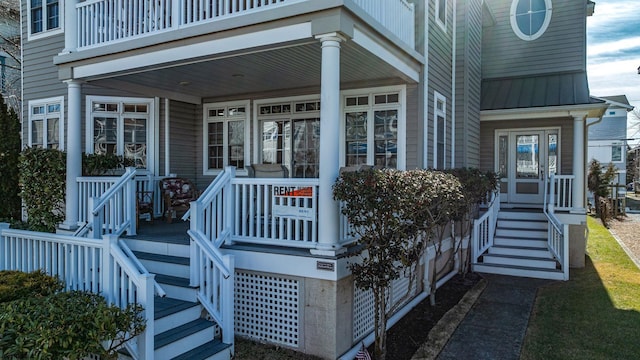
<box><xmin>588</xmin><ymin>36</ymin><xmax>640</xmax><ymax>58</ymax></box>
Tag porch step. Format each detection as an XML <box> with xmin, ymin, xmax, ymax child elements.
<box><xmin>497</xmin><ymin>219</ymin><xmax>547</xmax><ymax>230</ymax></box>
<box><xmin>498</xmin><ymin>209</ymin><xmax>546</xmax><ymax>221</ymax></box>
<box><xmin>495</xmin><ymin>227</ymin><xmax>547</xmax><ymax>239</ymax></box>
<box><xmin>493</xmin><ymin>237</ymin><xmax>547</xmax><ymax>248</ymax></box>
<box><xmin>155</xmin><ymin>318</ymin><xmax>215</xmax><ymax>359</ymax></box>
<box><xmin>473</xmin><ymin>263</ymin><xmax>565</xmax><ymax>280</ymax></box>
<box><xmin>155</xmin><ymin>274</ymin><xmax>198</xmax><ymax>302</ymax></box>
<box><xmin>172</xmin><ymin>341</ymin><xmax>232</xmax><ymax>360</ymax></box>
<box><xmin>488</xmin><ymin>245</ymin><xmax>553</xmax><ymax>259</ymax></box>
<box><xmin>481</xmin><ymin>253</ymin><xmax>557</xmax><ymax>269</ymax></box>
<box><xmin>133</xmin><ymin>251</ymin><xmax>190</xmax><ymax>278</ymax></box>
<box><xmin>155</xmin><ymin>297</ymin><xmax>201</xmax><ymax>334</ymax></box>
<box><xmin>125</xmin><ymin>237</ymin><xmax>189</xmax><ymax>257</ymax></box>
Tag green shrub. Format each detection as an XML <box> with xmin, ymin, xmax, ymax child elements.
<box><xmin>18</xmin><ymin>148</ymin><xmax>66</xmax><ymax>232</ymax></box>
<box><xmin>83</xmin><ymin>152</ymin><xmax>135</xmax><ymax>176</ymax></box>
<box><xmin>0</xmin><ymin>291</ymin><xmax>146</xmax><ymax>360</ymax></box>
<box><xmin>0</xmin><ymin>96</ymin><xmax>21</xmax><ymax>220</ymax></box>
<box><xmin>0</xmin><ymin>270</ymin><xmax>64</xmax><ymax>303</ymax></box>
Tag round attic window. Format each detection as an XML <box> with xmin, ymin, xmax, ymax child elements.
<box><xmin>510</xmin><ymin>0</ymin><xmax>552</xmax><ymax>41</ymax></box>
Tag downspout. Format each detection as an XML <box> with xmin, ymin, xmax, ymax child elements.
<box><xmin>423</xmin><ymin>1</ymin><xmax>430</xmax><ymax>168</ymax></box>
<box><xmin>450</xmin><ymin>0</ymin><xmax>457</xmax><ymax>168</ymax></box>
<box><xmin>164</xmin><ymin>98</ymin><xmax>170</xmax><ymax>176</ymax></box>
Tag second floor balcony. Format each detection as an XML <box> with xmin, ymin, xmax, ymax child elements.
<box><xmin>69</xmin><ymin>0</ymin><xmax>415</xmax><ymax>53</ymax></box>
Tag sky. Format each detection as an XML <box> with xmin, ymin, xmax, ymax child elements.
<box><xmin>586</xmin><ymin>0</ymin><xmax>640</xmax><ymax>146</ymax></box>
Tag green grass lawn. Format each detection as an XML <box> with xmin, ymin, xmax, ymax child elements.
<box><xmin>521</xmin><ymin>216</ymin><xmax>640</xmax><ymax>360</ymax></box>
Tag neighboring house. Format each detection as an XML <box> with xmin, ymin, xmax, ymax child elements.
<box><xmin>4</xmin><ymin>0</ymin><xmax>607</xmax><ymax>359</ymax></box>
<box><xmin>0</xmin><ymin>0</ymin><xmax>20</xmax><ymax>112</ymax></box>
<box><xmin>588</xmin><ymin>95</ymin><xmax>634</xmax><ymax>187</ymax></box>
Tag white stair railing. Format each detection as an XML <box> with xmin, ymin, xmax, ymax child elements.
<box><xmin>0</xmin><ymin>226</ymin><xmax>156</xmax><ymax>360</ymax></box>
<box><xmin>187</xmin><ymin>166</ymin><xmax>235</xmax><ymax>349</ymax></box>
<box><xmin>89</xmin><ymin>167</ymin><xmax>138</xmax><ymax>238</ymax></box>
<box><xmin>544</xmin><ymin>173</ymin><xmax>570</xmax><ymax>280</ymax></box>
<box><xmin>471</xmin><ymin>190</ymin><xmax>500</xmax><ymax>264</ymax></box>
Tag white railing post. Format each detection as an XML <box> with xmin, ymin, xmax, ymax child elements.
<box><xmin>137</xmin><ymin>273</ymin><xmax>156</xmax><ymax>360</ymax></box>
<box><xmin>563</xmin><ymin>224</ymin><xmax>570</xmax><ymax>280</ymax></box>
<box><xmin>89</xmin><ymin>197</ymin><xmax>101</xmax><ymax>239</ymax></box>
<box><xmin>224</xmin><ymin>166</ymin><xmax>236</xmax><ymax>246</ymax></box>
<box><xmin>101</xmin><ymin>234</ymin><xmax>116</xmax><ymax>304</ymax></box>
<box><xmin>0</xmin><ymin>223</ymin><xmax>8</xmax><ymax>270</ymax></box>
<box><xmin>125</xmin><ymin>168</ymin><xmax>137</xmax><ymax>236</ymax></box>
<box><xmin>222</xmin><ymin>254</ymin><xmax>235</xmax><ymax>346</ymax></box>
<box><xmin>549</xmin><ymin>174</ymin><xmax>556</xmax><ymax>213</ymax></box>
<box><xmin>190</xmin><ymin>201</ymin><xmax>201</xmax><ymax>287</ymax></box>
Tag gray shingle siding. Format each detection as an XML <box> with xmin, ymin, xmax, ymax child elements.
<box><xmin>588</xmin><ymin>116</ymin><xmax>627</xmax><ymax>141</ymax></box>
<box><xmin>455</xmin><ymin>0</ymin><xmax>482</xmax><ymax>168</ymax></box>
<box><xmin>482</xmin><ymin>0</ymin><xmax>587</xmax><ymax>79</ymax></box>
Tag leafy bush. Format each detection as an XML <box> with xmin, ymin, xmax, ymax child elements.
<box><xmin>83</xmin><ymin>153</ymin><xmax>135</xmax><ymax>176</ymax></box>
<box><xmin>0</xmin><ymin>95</ymin><xmax>21</xmax><ymax>220</ymax></box>
<box><xmin>0</xmin><ymin>270</ymin><xmax>64</xmax><ymax>303</ymax></box>
<box><xmin>18</xmin><ymin>148</ymin><xmax>66</xmax><ymax>232</ymax></box>
<box><xmin>0</xmin><ymin>291</ymin><xmax>145</xmax><ymax>360</ymax></box>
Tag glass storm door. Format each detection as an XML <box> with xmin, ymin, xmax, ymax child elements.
<box><xmin>498</xmin><ymin>129</ymin><xmax>559</xmax><ymax>205</ymax></box>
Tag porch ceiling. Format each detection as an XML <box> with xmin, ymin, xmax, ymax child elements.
<box><xmin>89</xmin><ymin>41</ymin><xmax>414</xmax><ymax>103</ymax></box>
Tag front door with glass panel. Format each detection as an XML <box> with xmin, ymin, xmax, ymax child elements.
<box><xmin>496</xmin><ymin>129</ymin><xmax>559</xmax><ymax>204</ymax></box>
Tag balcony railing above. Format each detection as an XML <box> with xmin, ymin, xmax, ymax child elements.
<box><xmin>74</xmin><ymin>0</ymin><xmax>415</xmax><ymax>50</ymax></box>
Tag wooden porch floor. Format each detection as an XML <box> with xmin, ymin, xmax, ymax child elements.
<box><xmin>128</xmin><ymin>219</ymin><xmax>190</xmax><ymax>244</ymax></box>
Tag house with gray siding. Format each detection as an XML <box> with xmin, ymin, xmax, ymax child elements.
<box><xmin>0</xmin><ymin>0</ymin><xmax>19</xmax><ymax>112</ymax></box>
<box><xmin>587</xmin><ymin>95</ymin><xmax>634</xmax><ymax>188</ymax></box>
<box><xmin>5</xmin><ymin>0</ymin><xmax>607</xmax><ymax>359</ymax></box>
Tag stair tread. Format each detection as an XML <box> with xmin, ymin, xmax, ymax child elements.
<box><xmin>172</xmin><ymin>340</ymin><xmax>231</xmax><ymax>360</ymax></box>
<box><xmin>132</xmin><ymin>251</ymin><xmax>189</xmax><ymax>265</ymax></box>
<box><xmin>483</xmin><ymin>253</ymin><xmax>555</xmax><ymax>261</ymax></box>
<box><xmin>155</xmin><ymin>319</ymin><xmax>213</xmax><ymax>349</ymax></box>
<box><xmin>491</xmin><ymin>245</ymin><xmax>549</xmax><ymax>251</ymax></box>
<box><xmin>475</xmin><ymin>262</ymin><xmax>562</xmax><ymax>273</ymax></box>
<box><xmin>155</xmin><ymin>297</ymin><xmax>198</xmax><ymax>320</ymax></box>
<box><xmin>494</xmin><ymin>236</ymin><xmax>547</xmax><ymax>241</ymax></box>
<box><xmin>498</xmin><ymin>226</ymin><xmax>547</xmax><ymax>231</ymax></box>
<box><xmin>155</xmin><ymin>274</ymin><xmax>192</xmax><ymax>287</ymax></box>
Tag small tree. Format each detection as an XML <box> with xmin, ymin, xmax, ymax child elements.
<box><xmin>587</xmin><ymin>159</ymin><xmax>617</xmax><ymax>227</ymax></box>
<box><xmin>333</xmin><ymin>168</ymin><xmax>422</xmax><ymax>360</ymax></box>
<box><xmin>18</xmin><ymin>148</ymin><xmax>66</xmax><ymax>232</ymax></box>
<box><xmin>0</xmin><ymin>95</ymin><xmax>21</xmax><ymax>219</ymax></box>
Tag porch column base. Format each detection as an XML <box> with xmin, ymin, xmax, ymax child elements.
<box><xmin>58</xmin><ymin>221</ymin><xmax>80</xmax><ymax>231</ymax></box>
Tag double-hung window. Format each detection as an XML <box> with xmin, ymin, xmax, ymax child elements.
<box><xmin>29</xmin><ymin>0</ymin><xmax>61</xmax><ymax>38</ymax></box>
<box><xmin>343</xmin><ymin>87</ymin><xmax>405</xmax><ymax>169</ymax></box>
<box><xmin>256</xmin><ymin>97</ymin><xmax>321</xmax><ymax>178</ymax></box>
<box><xmin>612</xmin><ymin>145</ymin><xmax>623</xmax><ymax>162</ymax></box>
<box><xmin>28</xmin><ymin>97</ymin><xmax>64</xmax><ymax>149</ymax></box>
<box><xmin>433</xmin><ymin>92</ymin><xmax>449</xmax><ymax>169</ymax></box>
<box><xmin>203</xmin><ymin>101</ymin><xmax>249</xmax><ymax>175</ymax></box>
<box><xmin>88</xmin><ymin>97</ymin><xmax>154</xmax><ymax>170</ymax></box>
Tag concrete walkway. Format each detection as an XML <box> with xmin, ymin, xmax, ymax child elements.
<box><xmin>434</xmin><ymin>274</ymin><xmax>553</xmax><ymax>360</ymax></box>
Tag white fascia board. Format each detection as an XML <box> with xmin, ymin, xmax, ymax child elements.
<box><xmin>480</xmin><ymin>103</ymin><xmax>607</xmax><ymax>121</ymax></box>
<box><xmin>73</xmin><ymin>23</ymin><xmax>313</xmax><ymax>79</ymax></box>
<box><xmin>352</xmin><ymin>28</ymin><xmax>420</xmax><ymax>82</ymax></box>
<box><xmin>222</xmin><ymin>248</ymin><xmax>352</xmax><ymax>281</ymax></box>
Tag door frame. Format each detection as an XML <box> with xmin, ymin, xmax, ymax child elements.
<box><xmin>495</xmin><ymin>127</ymin><xmax>561</xmax><ymax>206</ymax></box>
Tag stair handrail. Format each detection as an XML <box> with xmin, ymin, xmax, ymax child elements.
<box><xmin>118</xmin><ymin>239</ymin><xmax>166</xmax><ymax>298</ymax></box>
<box><xmin>90</xmin><ymin>167</ymin><xmax>138</xmax><ymax>238</ymax></box>
<box><xmin>471</xmin><ymin>189</ymin><xmax>500</xmax><ymax>264</ymax></box>
<box><xmin>543</xmin><ymin>173</ymin><xmax>570</xmax><ymax>280</ymax></box>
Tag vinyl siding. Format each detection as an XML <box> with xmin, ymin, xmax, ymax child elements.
<box><xmin>479</xmin><ymin>118</ymin><xmax>574</xmax><ymax>175</ymax></box>
<box><xmin>482</xmin><ymin>0</ymin><xmax>587</xmax><ymax>79</ymax></box>
<box><xmin>588</xmin><ymin>116</ymin><xmax>627</xmax><ymax>141</ymax></box>
<box><xmin>168</xmin><ymin>100</ymin><xmax>200</xmax><ymax>186</ymax></box>
<box><xmin>455</xmin><ymin>0</ymin><xmax>482</xmax><ymax>168</ymax></box>
<box><xmin>405</xmin><ymin>83</ymin><xmax>420</xmax><ymax>169</ymax></box>
<box><xmin>426</xmin><ymin>0</ymin><xmax>454</xmax><ymax>168</ymax></box>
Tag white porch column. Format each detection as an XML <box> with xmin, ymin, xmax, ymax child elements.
<box><xmin>62</xmin><ymin>0</ymin><xmax>78</xmax><ymax>53</ymax></box>
<box><xmin>61</xmin><ymin>80</ymin><xmax>82</xmax><ymax>229</ymax></box>
<box><xmin>571</xmin><ymin>113</ymin><xmax>587</xmax><ymax>214</ymax></box>
<box><xmin>312</xmin><ymin>33</ymin><xmax>347</xmax><ymax>256</ymax></box>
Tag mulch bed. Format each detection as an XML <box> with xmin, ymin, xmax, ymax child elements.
<box><xmin>379</xmin><ymin>272</ymin><xmax>482</xmax><ymax>360</ymax></box>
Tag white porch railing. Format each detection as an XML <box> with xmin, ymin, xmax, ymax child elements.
<box><xmin>88</xmin><ymin>167</ymin><xmax>138</xmax><ymax>238</ymax></box>
<box><xmin>186</xmin><ymin>166</ymin><xmax>236</xmax><ymax>348</ymax></box>
<box><xmin>544</xmin><ymin>173</ymin><xmax>570</xmax><ymax>280</ymax></box>
<box><xmin>78</xmin><ymin>172</ymin><xmax>164</xmax><ymax>225</ymax></box>
<box><xmin>75</xmin><ymin>0</ymin><xmax>415</xmax><ymax>50</ymax></box>
<box><xmin>471</xmin><ymin>190</ymin><xmax>500</xmax><ymax>264</ymax></box>
<box><xmin>0</xmin><ymin>226</ymin><xmax>156</xmax><ymax>360</ymax></box>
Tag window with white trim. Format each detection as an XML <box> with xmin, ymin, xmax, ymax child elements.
<box><xmin>433</xmin><ymin>92</ymin><xmax>449</xmax><ymax>169</ymax></box>
<box><xmin>510</xmin><ymin>0</ymin><xmax>552</xmax><ymax>41</ymax></box>
<box><xmin>257</xmin><ymin>98</ymin><xmax>321</xmax><ymax>178</ymax></box>
<box><xmin>87</xmin><ymin>97</ymin><xmax>153</xmax><ymax>169</ymax></box>
<box><xmin>28</xmin><ymin>0</ymin><xmax>61</xmax><ymax>38</ymax></box>
<box><xmin>436</xmin><ymin>0</ymin><xmax>447</xmax><ymax>30</ymax></box>
<box><xmin>28</xmin><ymin>97</ymin><xmax>64</xmax><ymax>149</ymax></box>
<box><xmin>344</xmin><ymin>91</ymin><xmax>401</xmax><ymax>169</ymax></box>
<box><xmin>611</xmin><ymin>145</ymin><xmax>623</xmax><ymax>162</ymax></box>
<box><xmin>203</xmin><ymin>101</ymin><xmax>249</xmax><ymax>175</ymax></box>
